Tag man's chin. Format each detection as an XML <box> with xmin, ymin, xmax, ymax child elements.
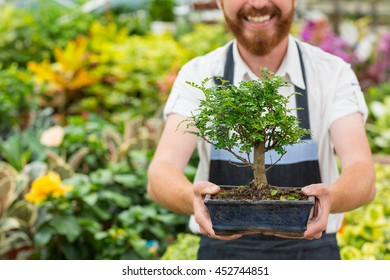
<box><xmin>237</xmin><ymin>36</ymin><xmax>276</xmax><ymax>56</ymax></box>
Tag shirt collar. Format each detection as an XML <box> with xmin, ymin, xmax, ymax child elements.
<box><xmin>232</xmin><ymin>35</ymin><xmax>306</xmax><ymax>90</ymax></box>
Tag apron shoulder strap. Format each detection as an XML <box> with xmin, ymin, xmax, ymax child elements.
<box><xmin>294</xmin><ymin>41</ymin><xmax>311</xmax><ymax>139</ymax></box>
<box><xmin>213</xmin><ymin>42</ymin><xmax>234</xmax><ymax>86</ymax></box>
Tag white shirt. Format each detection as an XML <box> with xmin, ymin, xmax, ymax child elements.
<box><xmin>163</xmin><ymin>35</ymin><xmax>368</xmax><ymax>233</ymax></box>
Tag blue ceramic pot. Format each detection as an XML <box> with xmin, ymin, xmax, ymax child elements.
<box><xmin>204</xmin><ymin>185</ymin><xmax>315</xmax><ymax>237</ymax></box>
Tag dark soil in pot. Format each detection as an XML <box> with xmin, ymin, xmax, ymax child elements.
<box><xmin>212</xmin><ymin>183</ymin><xmax>309</xmax><ymax>201</ymax></box>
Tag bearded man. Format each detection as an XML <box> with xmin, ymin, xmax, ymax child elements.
<box><xmin>147</xmin><ymin>0</ymin><xmax>375</xmax><ymax>260</ymax></box>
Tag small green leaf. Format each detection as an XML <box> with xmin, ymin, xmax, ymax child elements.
<box><xmin>0</xmin><ymin>217</ymin><xmax>20</xmax><ymax>234</ymax></box>
<box><xmin>94</xmin><ymin>231</ymin><xmax>108</xmax><ymax>240</ymax></box>
<box><xmin>34</xmin><ymin>226</ymin><xmax>54</xmax><ymax>246</ymax></box>
<box><xmin>50</xmin><ymin>215</ymin><xmax>81</xmax><ymax>243</ymax></box>
<box><xmin>270</xmin><ymin>189</ymin><xmax>278</xmax><ymax>196</ymax></box>
<box><xmin>99</xmin><ymin>190</ymin><xmax>131</xmax><ymax>208</ymax></box>
<box><xmin>61</xmin><ymin>242</ymin><xmax>81</xmax><ymax>260</ymax></box>
<box><xmin>113</xmin><ymin>174</ymin><xmax>138</xmax><ymax>188</ymax></box>
<box><xmin>82</xmin><ymin>193</ymin><xmax>99</xmax><ymax>205</ymax></box>
<box><xmin>89</xmin><ymin>205</ymin><xmax>111</xmax><ymax>220</ymax></box>
<box><xmin>129</xmin><ymin>237</ymin><xmax>151</xmax><ymax>259</ymax></box>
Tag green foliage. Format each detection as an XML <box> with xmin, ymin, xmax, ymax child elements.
<box><xmin>185</xmin><ymin>69</ymin><xmax>310</xmax><ymax>186</ymax></box>
<box><xmin>161</xmin><ymin>233</ymin><xmax>200</xmax><ymax>260</ymax></box>
<box><xmin>87</xmin><ymin>30</ymin><xmax>190</xmax><ymax>121</ymax></box>
<box><xmin>366</xmin><ymin>82</ymin><xmax>390</xmax><ymax>106</ymax></box>
<box><xmin>56</xmin><ymin>114</ymin><xmax>115</xmax><ymax>173</ymax></box>
<box><xmin>29</xmin><ymin>1</ymin><xmax>96</xmax><ymax>51</ymax></box>
<box><xmin>28</xmin><ymin>35</ymin><xmax>103</xmax><ymax>124</ymax></box>
<box><xmin>187</xmin><ymin>69</ymin><xmax>308</xmax><ymax>156</ymax></box>
<box><xmin>178</xmin><ymin>23</ymin><xmax>233</xmax><ymax>57</ymax></box>
<box><xmin>0</xmin><ymin>130</ymin><xmax>45</xmax><ymax>172</ymax></box>
<box><xmin>55</xmin><ymin>113</ymin><xmax>166</xmax><ymax>174</ymax></box>
<box><xmin>0</xmin><ymin>65</ymin><xmax>36</xmax><ymax>137</ymax></box>
<box><xmin>337</xmin><ymin>164</ymin><xmax>390</xmax><ymax>259</ymax></box>
<box><xmin>0</xmin><ymin>5</ymin><xmax>46</xmax><ymax>67</ymax></box>
<box><xmin>102</xmin><ymin>11</ymin><xmax>150</xmax><ymax>36</ymax></box>
<box><xmin>0</xmin><ymin>3</ymin><xmax>96</xmax><ymax>67</ymax></box>
<box><xmin>0</xmin><ymin>108</ymin><xmax>191</xmax><ymax>259</ymax></box>
<box><xmin>28</xmin><ymin>20</ymin><xmax>191</xmax><ymax>123</ymax></box>
<box><xmin>0</xmin><ymin>162</ymin><xmax>37</xmax><ymax>259</ymax></box>
<box><xmin>30</xmin><ymin>159</ymin><xmax>188</xmax><ymax>260</ymax></box>
<box><xmin>148</xmin><ymin>0</ymin><xmax>175</xmax><ymax>22</ymax></box>
<box><xmin>365</xmin><ymin>83</ymin><xmax>390</xmax><ymax>154</ymax></box>
<box><xmin>0</xmin><ymin>109</ymin><xmax>192</xmax><ymax>259</ymax></box>
<box><xmin>23</xmin><ymin>20</ymin><xmax>233</xmax><ymax>125</ymax></box>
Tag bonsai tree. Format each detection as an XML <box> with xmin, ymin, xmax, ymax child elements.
<box><xmin>184</xmin><ymin>68</ymin><xmax>310</xmax><ymax>191</ymax></box>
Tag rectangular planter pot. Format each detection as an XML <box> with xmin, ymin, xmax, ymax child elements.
<box><xmin>204</xmin><ymin>186</ymin><xmax>315</xmax><ymax>237</ymax></box>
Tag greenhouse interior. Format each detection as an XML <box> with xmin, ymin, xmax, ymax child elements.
<box><xmin>0</xmin><ymin>0</ymin><xmax>389</xmax><ymax>260</ymax></box>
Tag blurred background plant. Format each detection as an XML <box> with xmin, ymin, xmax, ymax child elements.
<box><xmin>0</xmin><ymin>64</ymin><xmax>36</xmax><ymax>138</ymax></box>
<box><xmin>365</xmin><ymin>83</ymin><xmax>390</xmax><ymax>155</ymax></box>
<box><xmin>149</xmin><ymin>0</ymin><xmax>176</xmax><ymax>22</ymax></box>
<box><xmin>0</xmin><ymin>162</ymin><xmax>37</xmax><ymax>259</ymax></box>
<box><xmin>161</xmin><ymin>233</ymin><xmax>200</xmax><ymax>260</ymax></box>
<box><xmin>299</xmin><ymin>14</ymin><xmax>390</xmax><ymax>91</ymax></box>
<box><xmin>337</xmin><ymin>164</ymin><xmax>390</xmax><ymax>260</ymax></box>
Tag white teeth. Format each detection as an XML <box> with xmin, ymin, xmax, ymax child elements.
<box><xmin>247</xmin><ymin>15</ymin><xmax>271</xmax><ymax>23</ymax></box>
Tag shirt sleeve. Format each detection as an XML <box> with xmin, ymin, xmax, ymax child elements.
<box><xmin>328</xmin><ymin>64</ymin><xmax>368</xmax><ymax>127</ymax></box>
<box><xmin>163</xmin><ymin>59</ymin><xmax>210</xmax><ymax>119</ymax></box>
<box><xmin>163</xmin><ymin>77</ymin><xmax>200</xmax><ymax>119</ymax></box>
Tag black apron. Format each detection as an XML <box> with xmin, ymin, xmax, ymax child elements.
<box><xmin>198</xmin><ymin>41</ymin><xmax>340</xmax><ymax>260</ymax></box>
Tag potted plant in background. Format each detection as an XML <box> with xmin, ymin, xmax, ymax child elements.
<box><xmin>183</xmin><ymin>68</ymin><xmax>315</xmax><ymax>236</ymax></box>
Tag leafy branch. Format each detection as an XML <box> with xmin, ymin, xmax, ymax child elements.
<box><xmin>183</xmin><ymin>68</ymin><xmax>310</xmax><ymax>189</ymax></box>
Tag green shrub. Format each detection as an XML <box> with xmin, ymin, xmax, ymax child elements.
<box><xmin>148</xmin><ymin>0</ymin><xmax>175</xmax><ymax>22</ymax></box>
<box><xmin>28</xmin><ymin>166</ymin><xmax>187</xmax><ymax>259</ymax></box>
<box><xmin>0</xmin><ymin>5</ymin><xmax>47</xmax><ymax>67</ymax></box>
<box><xmin>161</xmin><ymin>233</ymin><xmax>200</xmax><ymax>260</ymax></box>
<box><xmin>0</xmin><ymin>65</ymin><xmax>36</xmax><ymax>137</ymax></box>
<box><xmin>0</xmin><ymin>3</ymin><xmax>96</xmax><ymax>67</ymax></box>
<box><xmin>0</xmin><ymin>112</ymin><xmax>190</xmax><ymax>259</ymax></box>
<box><xmin>56</xmin><ymin>114</ymin><xmax>115</xmax><ymax>173</ymax></box>
<box><xmin>178</xmin><ymin>23</ymin><xmax>232</xmax><ymax>58</ymax></box>
<box><xmin>365</xmin><ymin>83</ymin><xmax>390</xmax><ymax>154</ymax></box>
<box><xmin>337</xmin><ymin>164</ymin><xmax>390</xmax><ymax>259</ymax></box>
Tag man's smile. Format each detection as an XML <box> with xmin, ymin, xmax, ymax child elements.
<box><xmin>246</xmin><ymin>14</ymin><xmax>272</xmax><ymax>23</ymax></box>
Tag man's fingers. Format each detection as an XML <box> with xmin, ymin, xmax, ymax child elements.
<box><xmin>194</xmin><ymin>181</ymin><xmax>220</xmax><ymax>196</ymax></box>
<box><xmin>193</xmin><ymin>182</ymin><xmax>242</xmax><ymax>240</ymax></box>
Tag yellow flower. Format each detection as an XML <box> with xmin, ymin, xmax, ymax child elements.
<box><xmin>25</xmin><ymin>171</ymin><xmax>73</xmax><ymax>204</ymax></box>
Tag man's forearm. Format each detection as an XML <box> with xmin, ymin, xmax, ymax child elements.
<box><xmin>148</xmin><ymin>159</ymin><xmax>194</xmax><ymax>215</ymax></box>
<box><xmin>330</xmin><ymin>160</ymin><xmax>376</xmax><ymax>213</ymax></box>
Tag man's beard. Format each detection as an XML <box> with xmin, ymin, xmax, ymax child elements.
<box><xmin>224</xmin><ymin>4</ymin><xmax>295</xmax><ymax>56</ymax></box>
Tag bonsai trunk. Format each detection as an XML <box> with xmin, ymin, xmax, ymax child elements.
<box><xmin>253</xmin><ymin>142</ymin><xmax>268</xmax><ymax>190</ymax></box>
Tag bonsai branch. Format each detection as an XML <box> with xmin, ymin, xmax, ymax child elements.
<box><xmin>224</xmin><ymin>146</ymin><xmax>254</xmax><ymax>169</ymax></box>
<box><xmin>265</xmin><ymin>151</ymin><xmax>286</xmax><ymax>173</ymax></box>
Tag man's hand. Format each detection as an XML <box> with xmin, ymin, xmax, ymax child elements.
<box><xmin>259</xmin><ymin>183</ymin><xmax>331</xmax><ymax>240</ymax></box>
<box><xmin>193</xmin><ymin>182</ymin><xmax>332</xmax><ymax>240</ymax></box>
<box><xmin>301</xmin><ymin>183</ymin><xmax>332</xmax><ymax>239</ymax></box>
<box><xmin>193</xmin><ymin>181</ymin><xmax>243</xmax><ymax>240</ymax></box>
